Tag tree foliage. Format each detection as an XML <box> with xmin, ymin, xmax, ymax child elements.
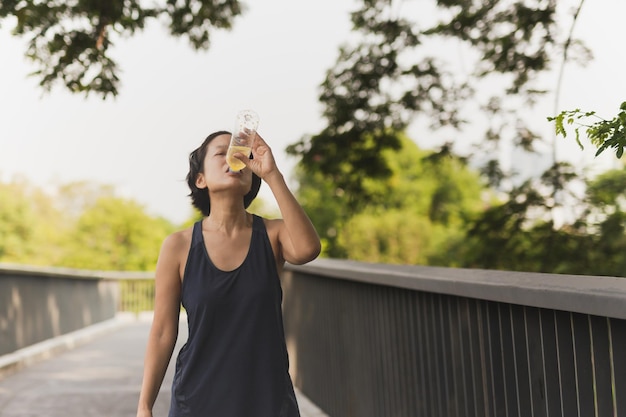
<box><xmin>457</xmin><ymin>164</ymin><xmax>626</xmax><ymax>276</ymax></box>
<box><xmin>0</xmin><ymin>0</ymin><xmax>244</xmax><ymax>98</ymax></box>
<box><xmin>60</xmin><ymin>195</ymin><xmax>174</xmax><ymax>270</ymax></box>
<box><xmin>0</xmin><ymin>178</ymin><xmax>177</xmax><ymax>270</ymax></box>
<box><xmin>549</xmin><ymin>101</ymin><xmax>626</xmax><ymax>159</ymax></box>
<box><xmin>0</xmin><ymin>177</ymin><xmax>281</xmax><ymax>271</ymax></box>
<box><xmin>296</xmin><ymin>133</ymin><xmax>488</xmax><ymax>262</ymax></box>
<box><xmin>0</xmin><ymin>179</ymin><xmax>38</xmax><ymax>262</ymax></box>
<box><xmin>290</xmin><ymin>0</ymin><xmax>626</xmax><ymax>276</ymax></box>
<box><xmin>288</xmin><ymin>0</ymin><xmax>572</xmax><ymax>209</ymax></box>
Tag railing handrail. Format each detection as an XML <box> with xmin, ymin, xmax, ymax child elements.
<box><xmin>0</xmin><ymin>262</ymin><xmax>154</xmax><ymax>281</ymax></box>
<box><xmin>4</xmin><ymin>260</ymin><xmax>625</xmax><ymax>319</ymax></box>
<box><xmin>287</xmin><ymin>258</ymin><xmax>626</xmax><ymax>320</ymax></box>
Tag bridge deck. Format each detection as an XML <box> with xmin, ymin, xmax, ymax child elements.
<box><xmin>0</xmin><ymin>315</ymin><xmax>326</xmax><ymax>417</ymax></box>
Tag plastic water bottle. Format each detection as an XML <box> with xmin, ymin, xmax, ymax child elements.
<box><xmin>226</xmin><ymin>110</ymin><xmax>259</xmax><ymax>172</ymax></box>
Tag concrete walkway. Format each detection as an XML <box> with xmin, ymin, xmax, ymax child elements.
<box><xmin>0</xmin><ymin>315</ymin><xmax>327</xmax><ymax>417</ymax></box>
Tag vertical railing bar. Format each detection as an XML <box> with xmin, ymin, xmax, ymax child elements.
<box><xmin>438</xmin><ymin>296</ymin><xmax>450</xmax><ymax>417</ymax></box>
<box><xmin>458</xmin><ymin>299</ymin><xmax>470</xmax><ymax>417</ymax></box>
<box><xmin>418</xmin><ymin>292</ymin><xmax>430</xmax><ymax>416</ymax></box>
<box><xmin>376</xmin><ymin>286</ymin><xmax>386</xmax><ymax>417</ymax></box>
<box><xmin>341</xmin><ymin>280</ymin><xmax>349</xmax><ymax>415</ymax></box>
<box><xmin>398</xmin><ymin>289</ymin><xmax>408</xmax><ymax>417</ymax></box>
<box><xmin>510</xmin><ymin>306</ymin><xmax>521</xmax><ymax>417</ymax></box>
<box><xmin>405</xmin><ymin>290</ymin><xmax>414</xmax><ymax>417</ymax></box>
<box><xmin>538</xmin><ymin>309</ymin><xmax>550</xmax><ymax>417</ymax></box>
<box><xmin>378</xmin><ymin>285</ymin><xmax>387</xmax><ymax>417</ymax></box>
<box><xmin>467</xmin><ymin>300</ymin><xmax>479</xmax><ymax>417</ymax></box>
<box><xmin>388</xmin><ymin>288</ymin><xmax>400</xmax><ymax>417</ymax></box>
<box><xmin>523</xmin><ymin>307</ymin><xmax>535</xmax><ymax>417</ymax></box>
<box><xmin>607</xmin><ymin>318</ymin><xmax>617</xmax><ymax>417</ymax></box>
<box><xmin>415</xmin><ymin>292</ymin><xmax>428</xmax><ymax>417</ymax></box>
<box><xmin>361</xmin><ymin>283</ymin><xmax>375</xmax><ymax>417</ymax></box>
<box><xmin>390</xmin><ymin>287</ymin><xmax>400</xmax><ymax>417</ymax></box>
<box><xmin>431</xmin><ymin>294</ymin><xmax>443</xmax><ymax>416</ymax></box>
<box><xmin>448</xmin><ymin>296</ymin><xmax>461</xmax><ymax>417</ymax></box>
<box><xmin>571</xmin><ymin>312</ymin><xmax>582</xmax><ymax>417</ymax></box>
<box><xmin>332</xmin><ymin>279</ymin><xmax>341</xmax><ymax>415</ymax></box>
<box><xmin>345</xmin><ymin>280</ymin><xmax>354</xmax><ymax>417</ymax></box>
<box><xmin>411</xmin><ymin>291</ymin><xmax>422</xmax><ymax>416</ymax></box>
<box><xmin>405</xmin><ymin>290</ymin><xmax>419</xmax><ymax>417</ymax></box>
<box><xmin>319</xmin><ymin>277</ymin><xmax>331</xmax><ymax>414</ymax></box>
<box><xmin>369</xmin><ymin>284</ymin><xmax>379</xmax><ymax>417</ymax></box>
<box><xmin>476</xmin><ymin>301</ymin><xmax>491</xmax><ymax>417</ymax></box>
<box><xmin>554</xmin><ymin>310</ymin><xmax>565</xmax><ymax>417</ymax></box>
<box><xmin>394</xmin><ymin>290</ymin><xmax>403</xmax><ymax>417</ymax></box>
<box><xmin>589</xmin><ymin>315</ymin><xmax>599</xmax><ymax>417</ymax></box>
<box><xmin>408</xmin><ymin>290</ymin><xmax>420</xmax><ymax>417</ymax></box>
<box><xmin>379</xmin><ymin>285</ymin><xmax>390</xmax><ymax>417</ymax></box>
<box><xmin>486</xmin><ymin>302</ymin><xmax>497</xmax><ymax>417</ymax></box>
<box><xmin>424</xmin><ymin>292</ymin><xmax>435</xmax><ymax>416</ymax></box>
<box><xmin>498</xmin><ymin>303</ymin><xmax>510</xmax><ymax>417</ymax></box>
<box><xmin>329</xmin><ymin>279</ymin><xmax>337</xmax><ymax>415</ymax></box>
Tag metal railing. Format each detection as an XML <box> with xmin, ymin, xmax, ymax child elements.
<box><xmin>282</xmin><ymin>259</ymin><xmax>626</xmax><ymax>417</ymax></box>
<box><xmin>0</xmin><ymin>264</ymin><xmax>120</xmax><ymax>355</ymax></box>
<box><xmin>4</xmin><ymin>261</ymin><xmax>626</xmax><ymax>417</ymax></box>
<box><xmin>117</xmin><ymin>276</ymin><xmax>155</xmax><ymax>314</ymax></box>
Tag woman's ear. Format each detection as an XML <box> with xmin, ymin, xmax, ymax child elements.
<box><xmin>195</xmin><ymin>173</ymin><xmax>207</xmax><ymax>189</ymax></box>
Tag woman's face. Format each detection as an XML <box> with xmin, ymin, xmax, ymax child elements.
<box><xmin>196</xmin><ymin>133</ymin><xmax>252</xmax><ymax>197</ymax></box>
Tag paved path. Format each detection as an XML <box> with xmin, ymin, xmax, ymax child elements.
<box><xmin>0</xmin><ymin>316</ymin><xmax>327</xmax><ymax>417</ymax></box>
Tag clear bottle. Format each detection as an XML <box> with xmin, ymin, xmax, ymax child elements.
<box><xmin>226</xmin><ymin>110</ymin><xmax>260</xmax><ymax>172</ymax></box>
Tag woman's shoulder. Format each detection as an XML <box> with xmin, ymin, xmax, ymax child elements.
<box><xmin>259</xmin><ymin>216</ymin><xmax>284</xmax><ymax>231</ymax></box>
<box><xmin>161</xmin><ymin>224</ymin><xmax>195</xmax><ymax>253</ymax></box>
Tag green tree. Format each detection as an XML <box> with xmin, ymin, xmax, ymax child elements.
<box><xmin>0</xmin><ymin>0</ymin><xmax>244</xmax><ymax>98</ymax></box>
<box><xmin>0</xmin><ymin>179</ymin><xmax>37</xmax><ymax>262</ymax></box>
<box><xmin>459</xmin><ymin>163</ymin><xmax>590</xmax><ymax>273</ymax></box>
<box><xmin>0</xmin><ymin>176</ymin><xmax>70</xmax><ymax>265</ymax></box>
<box><xmin>582</xmin><ymin>168</ymin><xmax>626</xmax><ymax>276</ymax></box>
<box><xmin>297</xmin><ymin>133</ymin><xmax>488</xmax><ymax>263</ymax></box>
<box><xmin>292</xmin><ymin>166</ymin><xmax>350</xmax><ymax>258</ymax></box>
<box><xmin>549</xmin><ymin>102</ymin><xmax>626</xmax><ymax>159</ymax></box>
<box><xmin>455</xmin><ymin>161</ymin><xmax>626</xmax><ymax>275</ymax></box>
<box><xmin>339</xmin><ymin>210</ymin><xmax>435</xmax><ymax>264</ymax></box>
<box><xmin>286</xmin><ymin>0</ymin><xmax>622</xmax><ymax>274</ymax></box>
<box><xmin>60</xmin><ymin>195</ymin><xmax>174</xmax><ymax>270</ymax></box>
<box><xmin>0</xmin><ymin>178</ymin><xmax>178</xmax><ymax>269</ymax></box>
<box><xmin>288</xmin><ymin>0</ymin><xmax>579</xmax><ymax>209</ymax></box>
<box><xmin>55</xmin><ymin>180</ymin><xmax>117</xmax><ymax>218</ymax></box>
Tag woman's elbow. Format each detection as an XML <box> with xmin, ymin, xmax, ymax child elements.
<box><xmin>150</xmin><ymin>310</ymin><xmax>179</xmax><ymax>344</ymax></box>
<box><xmin>291</xmin><ymin>241</ymin><xmax>321</xmax><ymax>265</ymax></box>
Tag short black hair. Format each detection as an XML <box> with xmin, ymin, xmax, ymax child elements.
<box><xmin>187</xmin><ymin>131</ymin><xmax>261</xmax><ymax>216</ymax></box>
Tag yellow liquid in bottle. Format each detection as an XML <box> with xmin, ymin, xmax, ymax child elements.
<box><xmin>226</xmin><ymin>145</ymin><xmax>252</xmax><ymax>171</ymax></box>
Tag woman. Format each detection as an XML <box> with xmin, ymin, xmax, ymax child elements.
<box><xmin>136</xmin><ymin>130</ymin><xmax>321</xmax><ymax>417</ymax></box>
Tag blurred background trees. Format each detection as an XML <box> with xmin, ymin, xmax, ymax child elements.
<box><xmin>0</xmin><ymin>178</ymin><xmax>170</xmax><ymax>269</ymax></box>
<box><xmin>0</xmin><ymin>177</ymin><xmax>280</xmax><ymax>271</ymax></box>
<box><xmin>0</xmin><ymin>0</ymin><xmax>243</xmax><ymax>97</ymax></box>
<box><xmin>2</xmin><ymin>0</ymin><xmax>624</xmax><ymax>276</ymax></box>
<box><xmin>288</xmin><ymin>0</ymin><xmax>625</xmax><ymax>276</ymax></box>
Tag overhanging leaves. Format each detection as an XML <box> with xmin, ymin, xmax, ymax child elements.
<box><xmin>1</xmin><ymin>0</ymin><xmax>244</xmax><ymax>98</ymax></box>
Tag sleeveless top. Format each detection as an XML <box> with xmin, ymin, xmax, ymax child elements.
<box><xmin>168</xmin><ymin>215</ymin><xmax>300</xmax><ymax>417</ymax></box>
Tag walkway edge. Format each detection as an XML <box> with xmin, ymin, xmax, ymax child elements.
<box><xmin>295</xmin><ymin>390</ymin><xmax>330</xmax><ymax>417</ymax></box>
<box><xmin>0</xmin><ymin>312</ymin><xmax>136</xmax><ymax>379</ymax></box>
<box><xmin>0</xmin><ymin>312</ymin><xmax>329</xmax><ymax>417</ymax></box>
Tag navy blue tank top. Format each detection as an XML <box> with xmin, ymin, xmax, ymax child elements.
<box><xmin>169</xmin><ymin>215</ymin><xmax>300</xmax><ymax>417</ymax></box>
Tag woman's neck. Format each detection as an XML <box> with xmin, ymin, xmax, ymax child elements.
<box><xmin>204</xmin><ymin>201</ymin><xmax>250</xmax><ymax>234</ymax></box>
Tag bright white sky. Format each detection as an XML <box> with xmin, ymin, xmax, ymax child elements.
<box><xmin>1</xmin><ymin>0</ymin><xmax>625</xmax><ymax>225</ymax></box>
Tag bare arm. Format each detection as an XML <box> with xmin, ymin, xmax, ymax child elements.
<box><xmin>265</xmin><ymin>172</ymin><xmax>321</xmax><ymax>264</ymax></box>
<box><xmin>239</xmin><ymin>133</ymin><xmax>321</xmax><ymax>264</ymax></box>
<box><xmin>136</xmin><ymin>234</ymin><xmax>184</xmax><ymax>417</ymax></box>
